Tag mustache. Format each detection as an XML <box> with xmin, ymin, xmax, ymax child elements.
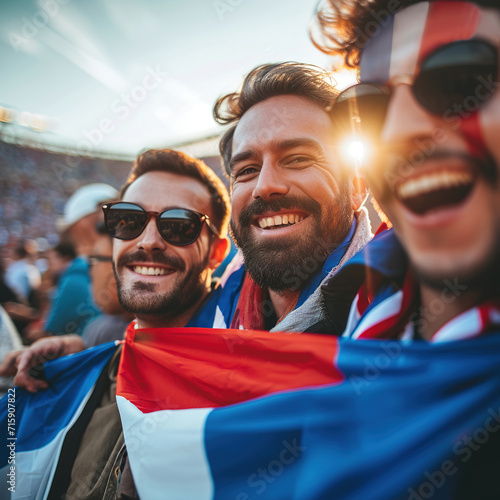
<box><xmin>116</xmin><ymin>251</ymin><xmax>186</xmax><ymax>272</ymax></box>
<box><xmin>388</xmin><ymin>150</ymin><xmax>498</xmax><ymax>185</ymax></box>
<box><xmin>236</xmin><ymin>196</ymin><xmax>322</xmax><ymax>227</ymax></box>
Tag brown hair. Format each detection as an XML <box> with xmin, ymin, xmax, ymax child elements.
<box><xmin>313</xmin><ymin>0</ymin><xmax>499</xmax><ymax>68</ymax></box>
<box><xmin>120</xmin><ymin>149</ymin><xmax>230</xmax><ymax>236</ymax></box>
<box><xmin>213</xmin><ymin>62</ymin><xmax>338</xmax><ymax>175</ymax></box>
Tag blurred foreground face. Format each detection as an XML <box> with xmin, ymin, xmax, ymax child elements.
<box><xmin>358</xmin><ymin>1</ymin><xmax>500</xmax><ymax>288</ymax></box>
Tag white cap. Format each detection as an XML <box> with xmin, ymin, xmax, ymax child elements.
<box><xmin>62</xmin><ymin>183</ymin><xmax>118</xmax><ymax>228</ymax></box>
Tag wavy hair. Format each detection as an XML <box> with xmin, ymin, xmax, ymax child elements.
<box><xmin>213</xmin><ymin>62</ymin><xmax>338</xmax><ymax>175</ymax></box>
<box><xmin>312</xmin><ymin>0</ymin><xmax>499</xmax><ymax>68</ymax></box>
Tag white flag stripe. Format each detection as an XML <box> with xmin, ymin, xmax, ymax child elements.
<box><xmin>351</xmin><ymin>290</ymin><xmax>404</xmax><ymax>339</ymax></box>
<box><xmin>390</xmin><ymin>2</ymin><xmax>429</xmax><ymax>79</ymax></box>
<box><xmin>117</xmin><ymin>397</ymin><xmax>214</xmax><ymax>500</ymax></box>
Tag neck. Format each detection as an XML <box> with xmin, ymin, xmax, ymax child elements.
<box><xmin>417</xmin><ymin>283</ymin><xmax>485</xmax><ymax>341</ymax></box>
<box><xmin>134</xmin><ymin>290</ymin><xmax>209</xmax><ymax>329</ymax></box>
<box><xmin>269</xmin><ymin>289</ymin><xmax>300</xmax><ymax>324</ymax></box>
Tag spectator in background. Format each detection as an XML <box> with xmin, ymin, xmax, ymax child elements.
<box><xmin>0</xmin><ymin>305</ymin><xmax>22</xmax><ymax>397</ymax></box>
<box><xmin>27</xmin><ymin>183</ymin><xmax>118</xmax><ymax>340</ymax></box>
<box><xmin>81</xmin><ymin>223</ymin><xmax>134</xmax><ymax>347</ymax></box>
<box><xmin>5</xmin><ymin>239</ymin><xmax>41</xmax><ymax>305</ymax></box>
<box><xmin>6</xmin><ymin>241</ymin><xmax>78</xmax><ymax>341</ymax></box>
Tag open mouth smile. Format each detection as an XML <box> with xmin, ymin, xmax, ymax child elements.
<box><xmin>256</xmin><ymin>212</ymin><xmax>308</xmax><ymax>230</ymax></box>
<box><xmin>129</xmin><ymin>265</ymin><xmax>176</xmax><ymax>276</ymax></box>
<box><xmin>395</xmin><ymin>168</ymin><xmax>475</xmax><ymax>216</ymax></box>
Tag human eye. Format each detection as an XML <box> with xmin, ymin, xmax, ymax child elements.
<box><xmin>232</xmin><ymin>164</ymin><xmax>260</xmax><ymax>181</ymax></box>
<box><xmin>285</xmin><ymin>155</ymin><xmax>316</xmax><ymax>167</ymax></box>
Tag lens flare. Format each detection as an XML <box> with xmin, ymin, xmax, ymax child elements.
<box><xmin>342</xmin><ymin>138</ymin><xmax>369</xmax><ymax>167</ymax></box>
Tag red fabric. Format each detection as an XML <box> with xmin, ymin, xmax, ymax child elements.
<box><xmin>230</xmin><ymin>273</ymin><xmax>268</xmax><ymax>330</ymax></box>
<box><xmin>419</xmin><ymin>2</ymin><xmax>480</xmax><ymax>62</ymax></box>
<box><xmin>117</xmin><ymin>322</ymin><xmax>343</xmax><ymax>413</ymax></box>
<box><xmin>355</xmin><ymin>269</ymin><xmax>418</xmax><ymax>340</ymax></box>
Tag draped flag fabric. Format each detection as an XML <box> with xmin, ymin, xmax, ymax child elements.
<box><xmin>0</xmin><ymin>341</ymin><xmax>119</xmax><ymax>500</ymax></box>
<box><xmin>116</xmin><ymin>326</ymin><xmax>500</xmax><ymax>500</ymax></box>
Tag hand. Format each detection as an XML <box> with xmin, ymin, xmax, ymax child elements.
<box><xmin>0</xmin><ymin>349</ymin><xmax>27</xmax><ymax>377</ymax></box>
<box><xmin>12</xmin><ymin>336</ymin><xmax>85</xmax><ymax>393</ymax></box>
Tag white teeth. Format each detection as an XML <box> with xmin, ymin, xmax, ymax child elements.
<box><xmin>132</xmin><ymin>266</ymin><xmax>168</xmax><ymax>276</ymax></box>
<box><xmin>397</xmin><ymin>171</ymin><xmax>473</xmax><ymax>199</ymax></box>
<box><xmin>258</xmin><ymin>213</ymin><xmax>305</xmax><ymax>229</ymax></box>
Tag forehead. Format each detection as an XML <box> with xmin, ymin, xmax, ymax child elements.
<box><xmin>231</xmin><ymin>95</ymin><xmax>331</xmax><ymax>158</ymax></box>
<box><xmin>360</xmin><ymin>1</ymin><xmax>500</xmax><ymax>82</ymax></box>
<box><xmin>123</xmin><ymin>171</ymin><xmax>213</xmax><ymax>216</ymax></box>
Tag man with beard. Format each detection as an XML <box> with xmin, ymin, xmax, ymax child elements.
<box><xmin>213</xmin><ymin>62</ymin><xmax>372</xmax><ymax>332</ymax></box>
<box><xmin>313</xmin><ymin>0</ymin><xmax>500</xmax><ymax>342</ymax></box>
<box><xmin>7</xmin><ymin>149</ymin><xmax>231</xmax><ymax>498</ymax></box>
<box><xmin>109</xmin><ymin>149</ymin><xmax>230</xmax><ymax>331</ymax></box>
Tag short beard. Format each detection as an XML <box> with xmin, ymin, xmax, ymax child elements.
<box><xmin>231</xmin><ymin>189</ymin><xmax>353</xmax><ymax>293</ymax></box>
<box><xmin>113</xmin><ymin>251</ymin><xmax>209</xmax><ymax>320</ymax></box>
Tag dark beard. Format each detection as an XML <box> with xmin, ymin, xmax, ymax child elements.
<box><xmin>113</xmin><ymin>251</ymin><xmax>209</xmax><ymax>320</ymax></box>
<box><xmin>231</xmin><ymin>190</ymin><xmax>353</xmax><ymax>293</ymax></box>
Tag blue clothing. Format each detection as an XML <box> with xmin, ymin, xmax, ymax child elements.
<box><xmin>44</xmin><ymin>257</ymin><xmax>101</xmax><ymax>336</ymax></box>
<box><xmin>215</xmin><ymin>220</ymin><xmax>357</xmax><ymax>329</ymax></box>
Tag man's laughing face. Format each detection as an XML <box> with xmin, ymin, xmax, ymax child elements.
<box><xmin>229</xmin><ymin>95</ymin><xmax>356</xmax><ymax>292</ymax></box>
<box><xmin>358</xmin><ymin>1</ymin><xmax>500</xmax><ymax>288</ymax></box>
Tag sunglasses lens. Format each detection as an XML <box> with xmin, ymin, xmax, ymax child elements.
<box><xmin>158</xmin><ymin>209</ymin><xmax>202</xmax><ymax>246</ymax></box>
<box><xmin>333</xmin><ymin>84</ymin><xmax>390</xmax><ymax>138</ymax></box>
<box><xmin>416</xmin><ymin>40</ymin><xmax>498</xmax><ymax>115</ymax></box>
<box><xmin>105</xmin><ymin>203</ymin><xmax>147</xmax><ymax>240</ymax></box>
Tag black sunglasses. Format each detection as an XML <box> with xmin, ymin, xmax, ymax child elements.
<box><xmin>332</xmin><ymin>39</ymin><xmax>498</xmax><ymax>138</ymax></box>
<box><xmin>102</xmin><ymin>202</ymin><xmax>218</xmax><ymax>246</ymax></box>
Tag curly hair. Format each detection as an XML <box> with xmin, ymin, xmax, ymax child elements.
<box><xmin>213</xmin><ymin>62</ymin><xmax>338</xmax><ymax>175</ymax></box>
<box><xmin>120</xmin><ymin>149</ymin><xmax>230</xmax><ymax>236</ymax></box>
<box><xmin>313</xmin><ymin>0</ymin><xmax>499</xmax><ymax>68</ymax></box>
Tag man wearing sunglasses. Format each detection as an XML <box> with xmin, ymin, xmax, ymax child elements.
<box><xmin>213</xmin><ymin>62</ymin><xmax>372</xmax><ymax>332</ymax></box>
<box><xmin>313</xmin><ymin>5</ymin><xmax>500</xmax><ymax>336</ymax></box>
<box><xmin>5</xmin><ymin>149</ymin><xmax>232</xmax><ymax>498</ymax></box>
<box><xmin>104</xmin><ymin>149</ymin><xmax>230</xmax><ymax>331</ymax></box>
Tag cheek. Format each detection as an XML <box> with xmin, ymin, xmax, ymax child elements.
<box><xmin>459</xmin><ymin>91</ymin><xmax>500</xmax><ymax>160</ymax></box>
<box><xmin>229</xmin><ymin>186</ymin><xmax>246</xmax><ymax>221</ymax></box>
<box><xmin>478</xmin><ymin>94</ymin><xmax>500</xmax><ymax>165</ymax></box>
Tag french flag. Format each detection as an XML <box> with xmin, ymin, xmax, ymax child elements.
<box><xmin>0</xmin><ymin>341</ymin><xmax>119</xmax><ymax>500</ymax></box>
<box><xmin>117</xmin><ymin>327</ymin><xmax>500</xmax><ymax>500</ymax></box>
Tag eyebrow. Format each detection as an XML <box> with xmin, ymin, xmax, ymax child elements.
<box><xmin>229</xmin><ymin>138</ymin><xmax>324</xmax><ymax>171</ymax></box>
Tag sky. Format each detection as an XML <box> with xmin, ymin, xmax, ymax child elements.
<box><xmin>0</xmin><ymin>0</ymin><xmax>355</xmax><ymax>159</ymax></box>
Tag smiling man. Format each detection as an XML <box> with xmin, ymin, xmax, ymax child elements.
<box><xmin>315</xmin><ymin>1</ymin><xmax>500</xmax><ymax>339</ymax></box>
<box><xmin>6</xmin><ymin>149</ymin><xmax>231</xmax><ymax>498</ymax></box>
<box><xmin>108</xmin><ymin>150</ymin><xmax>230</xmax><ymax>330</ymax></box>
<box><xmin>214</xmin><ymin>62</ymin><xmax>372</xmax><ymax>331</ymax></box>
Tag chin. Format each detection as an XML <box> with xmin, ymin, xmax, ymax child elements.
<box><xmin>411</xmin><ymin>248</ymin><xmax>500</xmax><ymax>293</ymax></box>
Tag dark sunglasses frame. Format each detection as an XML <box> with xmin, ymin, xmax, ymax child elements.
<box><xmin>332</xmin><ymin>39</ymin><xmax>498</xmax><ymax>135</ymax></box>
<box><xmin>102</xmin><ymin>202</ymin><xmax>218</xmax><ymax>246</ymax></box>
<box><xmin>88</xmin><ymin>255</ymin><xmax>113</xmax><ymax>267</ymax></box>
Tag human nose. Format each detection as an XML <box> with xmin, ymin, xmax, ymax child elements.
<box><xmin>381</xmin><ymin>84</ymin><xmax>440</xmax><ymax>149</ymax></box>
<box><xmin>252</xmin><ymin>160</ymin><xmax>289</xmax><ymax>201</ymax></box>
<box><xmin>135</xmin><ymin>216</ymin><xmax>167</xmax><ymax>252</ymax></box>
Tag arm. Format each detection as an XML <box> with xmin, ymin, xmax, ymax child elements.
<box><xmin>0</xmin><ymin>335</ymin><xmax>86</xmax><ymax>393</ymax></box>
